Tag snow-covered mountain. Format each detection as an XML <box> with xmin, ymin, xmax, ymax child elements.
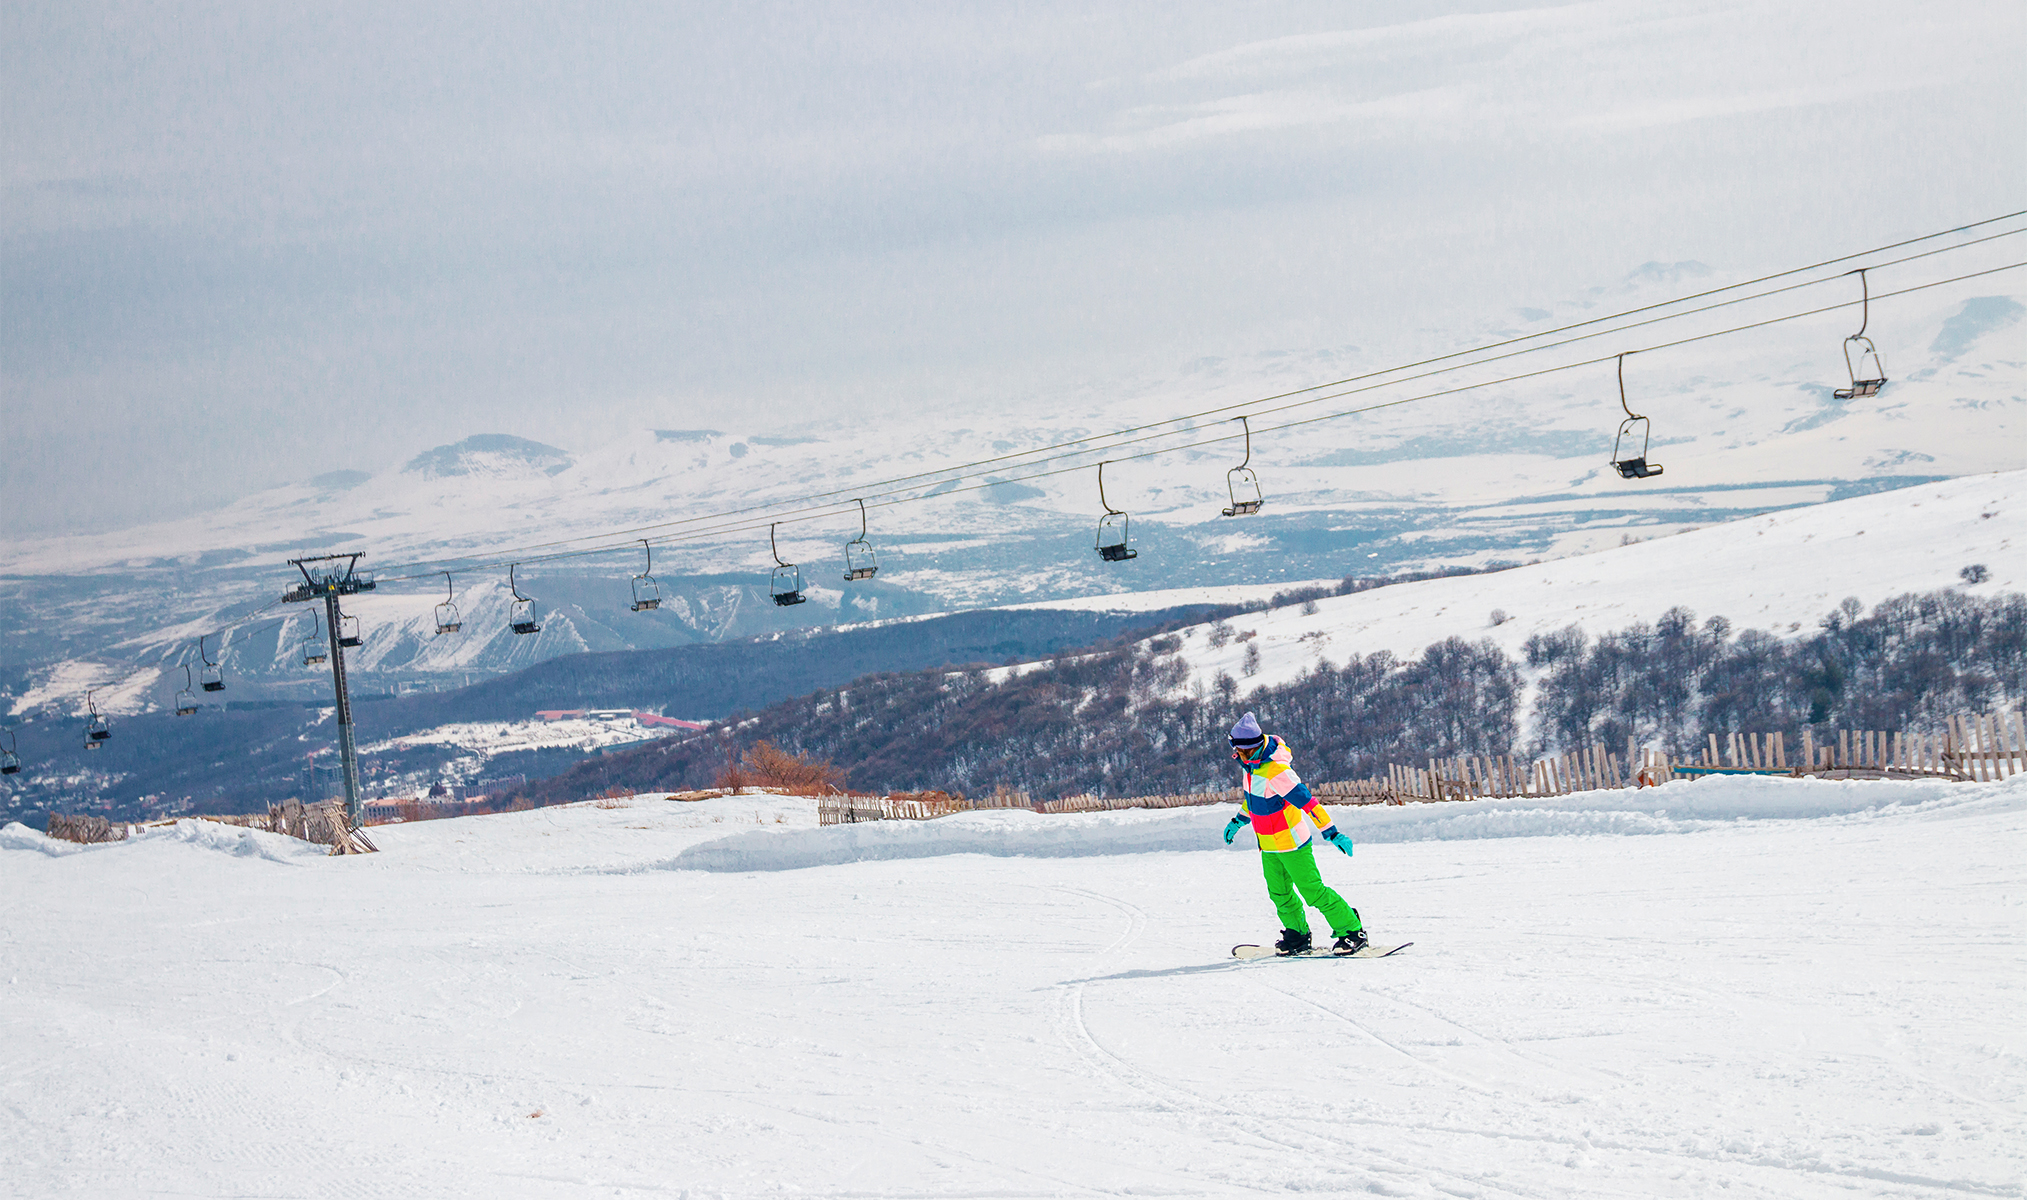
<box><xmin>1104</xmin><ymin>467</ymin><xmax>2024</xmax><ymax>711</ymax></box>
<box><xmin>3</xmin><ymin>260</ymin><xmax>2021</xmax><ymax>718</ymax></box>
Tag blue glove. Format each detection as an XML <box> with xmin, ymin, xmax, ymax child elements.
<box><xmin>1321</xmin><ymin>827</ymin><xmax>1353</xmax><ymax>856</ymax></box>
<box><xmin>1223</xmin><ymin>814</ymin><xmax>1248</xmax><ymax>845</ymax></box>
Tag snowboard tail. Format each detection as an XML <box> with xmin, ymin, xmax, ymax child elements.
<box><xmin>1231</xmin><ymin>941</ymin><xmax>1412</xmax><ymax>960</ymax></box>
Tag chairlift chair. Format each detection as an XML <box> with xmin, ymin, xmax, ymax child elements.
<box><xmin>336</xmin><ymin>613</ymin><xmax>363</xmax><ymax>649</ymax></box>
<box><xmin>1</xmin><ymin>729</ymin><xmax>19</xmax><ymax>775</ymax></box>
<box><xmin>842</xmin><ymin>499</ymin><xmax>879</xmax><ymax>581</ymax></box>
<box><xmin>303</xmin><ymin>612</ymin><xmax>329</xmax><ymax>666</ymax></box>
<box><xmin>198</xmin><ymin>634</ymin><xmax>226</xmax><ymax>692</ymax></box>
<box><xmin>1834</xmin><ymin>268</ymin><xmax>1889</xmax><ymax>400</ymax></box>
<box><xmin>1608</xmin><ymin>354</ymin><xmax>1664</xmax><ymax>480</ymax></box>
<box><xmin>1221</xmin><ymin>416</ymin><xmax>1265</xmax><ymax>517</ymax></box>
<box><xmin>84</xmin><ymin>690</ymin><xmax>111</xmax><ymax>748</ymax></box>
<box><xmin>174</xmin><ymin>665</ymin><xmax>200</xmax><ymax>716</ymax></box>
<box><xmin>508</xmin><ymin>564</ymin><xmax>542</xmax><ymax>634</ymax></box>
<box><xmin>768</xmin><ymin>524</ymin><xmax>808</xmax><ymax>606</ymax></box>
<box><xmin>631</xmin><ymin>540</ymin><xmax>662</xmax><ymax>612</ymax></box>
<box><xmin>1094</xmin><ymin>461</ymin><xmax>1138</xmax><ymax>561</ymax></box>
<box><xmin>434</xmin><ymin>573</ymin><xmax>462</xmax><ymax>635</ymax></box>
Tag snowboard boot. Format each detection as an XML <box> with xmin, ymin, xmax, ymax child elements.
<box><xmin>1331</xmin><ymin>929</ymin><xmax>1369</xmax><ymax>955</ymax></box>
<box><xmin>1274</xmin><ymin>928</ymin><xmax>1312</xmax><ymax>956</ymax></box>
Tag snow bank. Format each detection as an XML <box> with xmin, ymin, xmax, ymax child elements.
<box><xmin>664</xmin><ymin>805</ymin><xmax>1218</xmax><ymax>872</ymax></box>
<box><xmin>0</xmin><ymin>820</ymin><xmax>91</xmax><ymax>856</ymax></box>
<box><xmin>0</xmin><ymin>818</ymin><xmax>332</xmax><ymax>864</ymax></box>
<box><xmin>148</xmin><ymin>818</ymin><xmax>333</xmax><ymax>863</ymax></box>
<box><xmin>669</xmin><ymin>773</ymin><xmax>2027</xmax><ymax>872</ymax></box>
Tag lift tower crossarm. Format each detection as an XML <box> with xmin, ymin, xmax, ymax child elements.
<box><xmin>281</xmin><ymin>553</ymin><xmax>377</xmax><ymax>829</ymax></box>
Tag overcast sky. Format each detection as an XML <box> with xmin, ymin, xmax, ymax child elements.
<box><xmin>4</xmin><ymin>1</ymin><xmax>2022</xmax><ymax>537</ymax></box>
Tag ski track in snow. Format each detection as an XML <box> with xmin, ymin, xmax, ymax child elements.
<box><xmin>6</xmin><ymin>778</ymin><xmax>2025</xmax><ymax>1197</ymax></box>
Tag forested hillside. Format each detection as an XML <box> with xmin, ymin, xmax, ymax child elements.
<box><xmin>518</xmin><ymin>588</ymin><xmax>2027</xmax><ymax>803</ymax></box>
<box><xmin>0</xmin><ymin>603</ymin><xmax>1245</xmax><ymax>823</ymax></box>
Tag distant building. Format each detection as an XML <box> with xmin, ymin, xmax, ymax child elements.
<box><xmin>533</xmin><ymin>709</ymin><xmax>706</xmax><ymax>731</ymax></box>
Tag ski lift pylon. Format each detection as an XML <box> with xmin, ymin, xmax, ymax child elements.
<box><xmin>198</xmin><ymin>634</ymin><xmax>226</xmax><ymax>692</ymax></box>
<box><xmin>1095</xmin><ymin>461</ymin><xmax>1138</xmax><ymax>561</ymax></box>
<box><xmin>174</xmin><ymin>665</ymin><xmax>200</xmax><ymax>716</ymax></box>
<box><xmin>769</xmin><ymin>524</ymin><xmax>807</xmax><ymax>606</ymax></box>
<box><xmin>508</xmin><ymin>564</ymin><xmax>542</xmax><ymax>634</ymax></box>
<box><xmin>1</xmin><ymin>728</ymin><xmax>19</xmax><ymax>775</ymax></box>
<box><xmin>84</xmin><ymin>689</ymin><xmax>111</xmax><ymax>748</ymax></box>
<box><xmin>1221</xmin><ymin>416</ymin><xmax>1265</xmax><ymax>517</ymax></box>
<box><xmin>1609</xmin><ymin>354</ymin><xmax>1664</xmax><ymax>480</ymax></box>
<box><xmin>1834</xmin><ymin>267</ymin><xmax>1889</xmax><ymax>400</ymax></box>
<box><xmin>435</xmin><ymin>573</ymin><xmax>462</xmax><ymax>635</ymax></box>
<box><xmin>842</xmin><ymin>499</ymin><xmax>879</xmax><ymax>582</ymax></box>
<box><xmin>303</xmin><ymin>612</ymin><xmax>329</xmax><ymax>665</ymax></box>
<box><xmin>631</xmin><ymin>540</ymin><xmax>662</xmax><ymax>612</ymax></box>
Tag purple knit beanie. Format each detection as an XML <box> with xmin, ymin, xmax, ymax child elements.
<box><xmin>1229</xmin><ymin>711</ymin><xmax>1264</xmax><ymax>748</ymax></box>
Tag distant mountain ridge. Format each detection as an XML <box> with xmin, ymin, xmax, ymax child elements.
<box><xmin>403</xmin><ymin>434</ymin><xmax>574</xmax><ymax>479</ymax></box>
<box><xmin>1</xmin><ymin>278</ymin><xmax>2019</xmax><ymax>725</ymax></box>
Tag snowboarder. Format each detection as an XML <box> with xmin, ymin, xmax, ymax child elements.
<box><xmin>1221</xmin><ymin>711</ymin><xmax>1366</xmax><ymax>956</ymax></box>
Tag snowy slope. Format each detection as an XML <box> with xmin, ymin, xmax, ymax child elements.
<box><xmin>1149</xmin><ymin>467</ymin><xmax>2025</xmax><ymax>700</ymax></box>
<box><xmin>358</xmin><ymin>716</ymin><xmax>692</xmax><ymax>759</ymax></box>
<box><xmin>4</xmin><ymin>776</ymin><xmax>2023</xmax><ymax>1197</ymax></box>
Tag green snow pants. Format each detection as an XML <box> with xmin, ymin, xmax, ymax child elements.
<box><xmin>1261</xmin><ymin>843</ymin><xmax>1361</xmax><ymax>936</ymax></box>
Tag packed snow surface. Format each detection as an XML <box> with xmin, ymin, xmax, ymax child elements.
<box><xmin>4</xmin><ymin>777</ymin><xmax>2024</xmax><ymax>1198</ymax></box>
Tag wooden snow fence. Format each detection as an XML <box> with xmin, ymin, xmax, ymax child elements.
<box><xmin>188</xmin><ymin>799</ymin><xmax>379</xmax><ymax>854</ymax></box>
<box><xmin>818</xmin><ymin>790</ymin><xmax>1013</xmax><ymax>825</ymax></box>
<box><xmin>1386</xmin><ymin>748</ymin><xmax>1621</xmax><ymax>802</ymax></box>
<box><xmin>45</xmin><ymin>813</ymin><xmax>131</xmax><ymax>844</ymax></box>
<box><xmin>818</xmin><ymin>787</ymin><xmax>1242</xmax><ymax>825</ymax></box>
<box><xmin>1394</xmin><ymin>710</ymin><xmax>2027</xmax><ymax>800</ymax></box>
<box><xmin>808</xmin><ymin>711</ymin><xmax>2026</xmax><ymax>827</ymax></box>
<box><xmin>1312</xmin><ymin>780</ymin><xmax>1398</xmax><ymax>805</ymax></box>
<box><xmin>1938</xmin><ymin>710</ymin><xmax>2027</xmax><ymax>780</ymax></box>
<box><xmin>1037</xmin><ymin>789</ymin><xmax>1242</xmax><ymax>815</ymax></box>
<box><xmin>45</xmin><ymin>799</ymin><xmax>376</xmax><ymax>853</ymax></box>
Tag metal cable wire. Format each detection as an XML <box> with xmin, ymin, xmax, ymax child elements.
<box><xmin>56</xmin><ymin>238</ymin><xmax>2027</xmax><ymax>678</ymax></box>
<box><xmin>369</xmin><ymin>213</ymin><xmax>2027</xmax><ymax>579</ymax></box>
<box><xmin>368</xmin><ymin>257</ymin><xmax>2026</xmax><ymax>582</ymax></box>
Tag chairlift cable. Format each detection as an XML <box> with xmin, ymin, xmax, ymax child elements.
<box><xmin>45</xmin><ymin>253</ymin><xmax>2021</xmax><ymax>692</ymax></box>
<box><xmin>43</xmin><ymin>218</ymin><xmax>2027</xmax><ymax>689</ymax></box>
<box><xmin>818</xmin><ymin>258</ymin><xmax>2027</xmax><ymax>512</ymax></box>
<box><xmin>366</xmin><ymin>215</ymin><xmax>2027</xmax><ymax>580</ymax></box>
<box><xmin>1216</xmin><ymin>232</ymin><xmax>2022</xmax><ymax>432</ymax></box>
<box><xmin>381</xmin><ymin>257</ymin><xmax>2026</xmax><ymax>571</ymax></box>
<box><xmin>367</xmin><ymin>230</ymin><xmax>2027</xmax><ymax>582</ymax></box>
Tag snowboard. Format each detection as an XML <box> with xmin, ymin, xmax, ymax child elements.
<box><xmin>1231</xmin><ymin>941</ymin><xmax>1412</xmax><ymax>961</ymax></box>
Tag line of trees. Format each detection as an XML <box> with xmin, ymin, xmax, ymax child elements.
<box><xmin>1530</xmin><ymin>589</ymin><xmax>2026</xmax><ymax>753</ymax></box>
<box><xmin>513</xmin><ymin>588</ymin><xmax>2025</xmax><ymax>806</ymax></box>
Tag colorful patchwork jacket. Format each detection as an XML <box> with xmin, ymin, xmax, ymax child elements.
<box><xmin>1235</xmin><ymin>735</ymin><xmax>1335</xmax><ymax>853</ymax></box>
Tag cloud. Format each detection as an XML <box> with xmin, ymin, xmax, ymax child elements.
<box><xmin>1039</xmin><ymin>85</ymin><xmax>1469</xmax><ymax>154</ymax></box>
<box><xmin>1040</xmin><ymin>1</ymin><xmax>1980</xmax><ymax>155</ymax></box>
<box><xmin>4</xmin><ymin>1</ymin><xmax>2022</xmax><ymax>537</ymax></box>
<box><xmin>1146</xmin><ymin>3</ymin><xmax>1613</xmax><ymax>83</ymax></box>
<box><xmin>1562</xmin><ymin>82</ymin><xmax>1913</xmax><ymax>133</ymax></box>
